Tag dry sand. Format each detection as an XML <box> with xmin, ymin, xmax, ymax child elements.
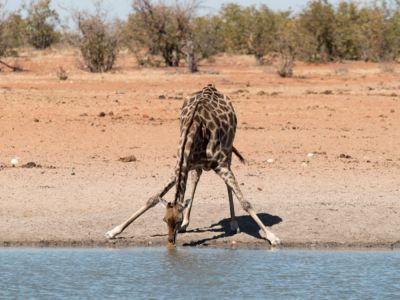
<box><xmin>0</xmin><ymin>49</ymin><xmax>399</xmax><ymax>249</ymax></box>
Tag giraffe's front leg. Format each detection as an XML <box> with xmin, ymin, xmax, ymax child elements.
<box><xmin>180</xmin><ymin>169</ymin><xmax>202</xmax><ymax>232</ymax></box>
<box><xmin>105</xmin><ymin>195</ymin><xmax>160</xmax><ymax>239</ymax></box>
<box><xmin>106</xmin><ymin>177</ymin><xmax>175</xmax><ymax>239</ymax></box>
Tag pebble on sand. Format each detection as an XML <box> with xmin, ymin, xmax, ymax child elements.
<box><xmin>307</xmin><ymin>152</ymin><xmax>314</xmax><ymax>158</ymax></box>
<box><xmin>119</xmin><ymin>155</ymin><xmax>137</xmax><ymax>163</ymax></box>
<box><xmin>11</xmin><ymin>158</ymin><xmax>19</xmax><ymax>167</ymax></box>
<box><xmin>267</xmin><ymin>158</ymin><xmax>275</xmax><ymax>163</ymax></box>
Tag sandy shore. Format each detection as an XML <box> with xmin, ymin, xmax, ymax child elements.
<box><xmin>1</xmin><ymin>50</ymin><xmax>399</xmax><ymax>249</ymax></box>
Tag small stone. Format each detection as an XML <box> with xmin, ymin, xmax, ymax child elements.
<box><xmin>267</xmin><ymin>158</ymin><xmax>275</xmax><ymax>164</ymax></box>
<box><xmin>11</xmin><ymin>158</ymin><xmax>19</xmax><ymax>167</ymax></box>
<box><xmin>307</xmin><ymin>152</ymin><xmax>314</xmax><ymax>158</ymax></box>
<box><xmin>119</xmin><ymin>155</ymin><xmax>137</xmax><ymax>163</ymax></box>
<box><xmin>34</xmin><ymin>118</ymin><xmax>40</xmax><ymax>122</ymax></box>
<box><xmin>98</xmin><ymin>112</ymin><xmax>106</xmax><ymax>117</ymax></box>
<box><xmin>321</xmin><ymin>90</ymin><xmax>333</xmax><ymax>95</ymax></box>
<box><xmin>21</xmin><ymin>162</ymin><xmax>42</xmax><ymax>168</ymax></box>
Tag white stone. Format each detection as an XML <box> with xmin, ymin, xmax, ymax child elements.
<box><xmin>11</xmin><ymin>158</ymin><xmax>19</xmax><ymax>167</ymax></box>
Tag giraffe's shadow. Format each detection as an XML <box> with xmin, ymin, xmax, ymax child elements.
<box><xmin>182</xmin><ymin>213</ymin><xmax>282</xmax><ymax>247</ymax></box>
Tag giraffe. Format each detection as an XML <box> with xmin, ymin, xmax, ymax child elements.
<box><xmin>105</xmin><ymin>84</ymin><xmax>280</xmax><ymax>247</ymax></box>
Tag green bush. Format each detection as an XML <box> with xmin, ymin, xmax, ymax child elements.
<box><xmin>298</xmin><ymin>0</ymin><xmax>336</xmax><ymax>62</ymax></box>
<box><xmin>127</xmin><ymin>0</ymin><xmax>192</xmax><ymax>67</ymax></box>
<box><xmin>77</xmin><ymin>15</ymin><xmax>119</xmax><ymax>72</ymax></box>
<box><xmin>26</xmin><ymin>0</ymin><xmax>59</xmax><ymax>49</ymax></box>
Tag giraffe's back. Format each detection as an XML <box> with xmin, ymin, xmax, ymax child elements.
<box><xmin>179</xmin><ymin>85</ymin><xmax>238</xmax><ymax>170</ymax></box>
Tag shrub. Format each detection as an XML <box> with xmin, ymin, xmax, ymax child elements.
<box><xmin>26</xmin><ymin>0</ymin><xmax>60</xmax><ymax>49</ymax></box>
<box><xmin>219</xmin><ymin>3</ymin><xmax>251</xmax><ymax>54</ymax></box>
<box><xmin>298</xmin><ymin>0</ymin><xmax>336</xmax><ymax>62</ymax></box>
<box><xmin>333</xmin><ymin>2</ymin><xmax>362</xmax><ymax>60</ymax></box>
<box><xmin>275</xmin><ymin>14</ymin><xmax>299</xmax><ymax>78</ymax></box>
<box><xmin>0</xmin><ymin>2</ymin><xmax>24</xmax><ymax>71</ymax></box>
<box><xmin>191</xmin><ymin>15</ymin><xmax>224</xmax><ymax>60</ymax></box>
<box><xmin>2</xmin><ymin>12</ymin><xmax>28</xmax><ymax>50</ymax></box>
<box><xmin>77</xmin><ymin>14</ymin><xmax>119</xmax><ymax>72</ymax></box>
<box><xmin>56</xmin><ymin>66</ymin><xmax>68</xmax><ymax>80</ymax></box>
<box><xmin>127</xmin><ymin>0</ymin><xmax>194</xmax><ymax>67</ymax></box>
<box><xmin>277</xmin><ymin>55</ymin><xmax>294</xmax><ymax>78</ymax></box>
<box><xmin>247</xmin><ymin>5</ymin><xmax>278</xmax><ymax>65</ymax></box>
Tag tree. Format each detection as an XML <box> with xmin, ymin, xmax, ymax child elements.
<box><xmin>298</xmin><ymin>0</ymin><xmax>336</xmax><ymax>62</ymax></box>
<box><xmin>0</xmin><ymin>2</ymin><xmax>24</xmax><ymax>70</ymax></box>
<box><xmin>26</xmin><ymin>0</ymin><xmax>60</xmax><ymax>49</ymax></box>
<box><xmin>357</xmin><ymin>5</ymin><xmax>386</xmax><ymax>61</ymax></box>
<box><xmin>191</xmin><ymin>15</ymin><xmax>224</xmax><ymax>60</ymax></box>
<box><xmin>385</xmin><ymin>7</ymin><xmax>400</xmax><ymax>60</ymax></box>
<box><xmin>334</xmin><ymin>2</ymin><xmax>362</xmax><ymax>60</ymax></box>
<box><xmin>275</xmin><ymin>13</ymin><xmax>300</xmax><ymax>77</ymax></box>
<box><xmin>219</xmin><ymin>3</ymin><xmax>252</xmax><ymax>54</ymax></box>
<box><xmin>127</xmin><ymin>0</ymin><xmax>196</xmax><ymax>68</ymax></box>
<box><xmin>76</xmin><ymin>7</ymin><xmax>120</xmax><ymax>72</ymax></box>
<box><xmin>247</xmin><ymin>5</ymin><xmax>278</xmax><ymax>64</ymax></box>
<box><xmin>0</xmin><ymin>1</ymin><xmax>9</xmax><ymax>58</ymax></box>
<box><xmin>3</xmin><ymin>12</ymin><xmax>27</xmax><ymax>50</ymax></box>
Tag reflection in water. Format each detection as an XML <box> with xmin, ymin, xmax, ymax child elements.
<box><xmin>0</xmin><ymin>248</ymin><xmax>399</xmax><ymax>299</ymax></box>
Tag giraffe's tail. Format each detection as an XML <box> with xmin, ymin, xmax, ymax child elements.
<box><xmin>233</xmin><ymin>146</ymin><xmax>246</xmax><ymax>164</ymax></box>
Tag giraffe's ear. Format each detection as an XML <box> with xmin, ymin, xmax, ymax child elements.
<box><xmin>159</xmin><ymin>198</ymin><xmax>170</xmax><ymax>208</ymax></box>
<box><xmin>178</xmin><ymin>198</ymin><xmax>192</xmax><ymax>211</ymax></box>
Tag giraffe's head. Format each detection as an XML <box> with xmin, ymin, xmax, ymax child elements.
<box><xmin>160</xmin><ymin>198</ymin><xmax>191</xmax><ymax>248</ymax></box>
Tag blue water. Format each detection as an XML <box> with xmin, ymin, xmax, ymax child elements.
<box><xmin>0</xmin><ymin>248</ymin><xmax>399</xmax><ymax>299</ymax></box>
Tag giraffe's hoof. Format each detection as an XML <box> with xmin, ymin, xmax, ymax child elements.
<box><xmin>105</xmin><ymin>227</ymin><xmax>121</xmax><ymax>239</ymax></box>
<box><xmin>230</xmin><ymin>220</ymin><xmax>240</xmax><ymax>234</ymax></box>
<box><xmin>179</xmin><ymin>223</ymin><xmax>189</xmax><ymax>233</ymax></box>
<box><xmin>105</xmin><ymin>231</ymin><xmax>116</xmax><ymax>239</ymax></box>
<box><xmin>269</xmin><ymin>236</ymin><xmax>281</xmax><ymax>246</ymax></box>
<box><xmin>262</xmin><ymin>230</ymin><xmax>280</xmax><ymax>246</ymax></box>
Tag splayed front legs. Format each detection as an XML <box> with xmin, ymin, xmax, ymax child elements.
<box><xmin>106</xmin><ymin>167</ymin><xmax>280</xmax><ymax>246</ymax></box>
<box><xmin>105</xmin><ymin>177</ymin><xmax>175</xmax><ymax>239</ymax></box>
<box><xmin>215</xmin><ymin>166</ymin><xmax>280</xmax><ymax>246</ymax></box>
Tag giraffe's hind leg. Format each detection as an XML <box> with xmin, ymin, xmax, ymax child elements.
<box><xmin>180</xmin><ymin>168</ymin><xmax>202</xmax><ymax>232</ymax></box>
<box><xmin>215</xmin><ymin>166</ymin><xmax>280</xmax><ymax>246</ymax></box>
<box><xmin>105</xmin><ymin>176</ymin><xmax>175</xmax><ymax>239</ymax></box>
<box><xmin>227</xmin><ymin>185</ymin><xmax>240</xmax><ymax>234</ymax></box>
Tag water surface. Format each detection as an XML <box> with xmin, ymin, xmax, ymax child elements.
<box><xmin>1</xmin><ymin>248</ymin><xmax>399</xmax><ymax>299</ymax></box>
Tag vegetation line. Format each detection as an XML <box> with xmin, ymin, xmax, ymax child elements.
<box><xmin>1</xmin><ymin>0</ymin><xmax>400</xmax><ymax>75</ymax></box>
